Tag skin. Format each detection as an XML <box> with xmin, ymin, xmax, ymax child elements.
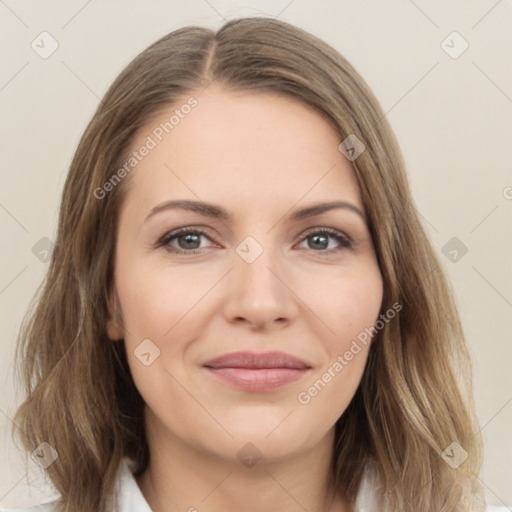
<box><xmin>107</xmin><ymin>83</ymin><xmax>383</xmax><ymax>512</ymax></box>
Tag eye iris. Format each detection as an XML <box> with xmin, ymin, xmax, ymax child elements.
<box><xmin>309</xmin><ymin>233</ymin><xmax>328</xmax><ymax>250</ymax></box>
<box><xmin>179</xmin><ymin>233</ymin><xmax>201</xmax><ymax>250</ymax></box>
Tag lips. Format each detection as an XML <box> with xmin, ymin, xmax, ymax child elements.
<box><xmin>202</xmin><ymin>351</ymin><xmax>312</xmax><ymax>392</ymax></box>
<box><xmin>202</xmin><ymin>351</ymin><xmax>311</xmax><ymax>370</ymax></box>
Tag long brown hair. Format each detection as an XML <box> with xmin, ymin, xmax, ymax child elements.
<box><xmin>12</xmin><ymin>17</ymin><xmax>485</xmax><ymax>511</ymax></box>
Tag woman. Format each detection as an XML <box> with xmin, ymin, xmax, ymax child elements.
<box><xmin>6</xmin><ymin>16</ymin><xmax>486</xmax><ymax>512</ymax></box>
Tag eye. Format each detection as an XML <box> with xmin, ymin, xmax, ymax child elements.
<box><xmin>158</xmin><ymin>228</ymin><xmax>214</xmax><ymax>254</ymax></box>
<box><xmin>157</xmin><ymin>227</ymin><xmax>353</xmax><ymax>255</ymax></box>
<box><xmin>295</xmin><ymin>228</ymin><xmax>353</xmax><ymax>254</ymax></box>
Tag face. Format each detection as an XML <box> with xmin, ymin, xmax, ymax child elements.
<box><xmin>107</xmin><ymin>84</ymin><xmax>383</xmax><ymax>464</ymax></box>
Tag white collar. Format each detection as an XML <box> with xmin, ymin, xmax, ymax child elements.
<box><xmin>114</xmin><ymin>457</ymin><xmax>152</xmax><ymax>512</ymax></box>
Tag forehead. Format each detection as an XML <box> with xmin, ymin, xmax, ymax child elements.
<box><xmin>119</xmin><ymin>85</ymin><xmax>363</xmax><ymax>217</ymax></box>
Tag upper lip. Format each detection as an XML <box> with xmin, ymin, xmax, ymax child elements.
<box><xmin>202</xmin><ymin>351</ymin><xmax>311</xmax><ymax>369</ymax></box>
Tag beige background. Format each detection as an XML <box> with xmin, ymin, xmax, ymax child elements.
<box><xmin>1</xmin><ymin>0</ymin><xmax>511</xmax><ymax>508</ymax></box>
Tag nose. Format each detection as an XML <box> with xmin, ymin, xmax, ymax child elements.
<box><xmin>221</xmin><ymin>239</ymin><xmax>298</xmax><ymax>330</ymax></box>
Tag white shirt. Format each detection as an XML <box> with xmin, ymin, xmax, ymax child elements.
<box><xmin>0</xmin><ymin>457</ymin><xmax>507</xmax><ymax>511</ymax></box>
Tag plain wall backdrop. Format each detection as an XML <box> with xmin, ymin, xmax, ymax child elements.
<box><xmin>1</xmin><ymin>0</ymin><xmax>511</xmax><ymax>508</ymax></box>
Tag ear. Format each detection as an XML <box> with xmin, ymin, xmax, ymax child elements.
<box><xmin>106</xmin><ymin>287</ymin><xmax>124</xmax><ymax>341</ymax></box>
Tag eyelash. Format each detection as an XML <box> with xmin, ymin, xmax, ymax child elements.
<box><xmin>157</xmin><ymin>227</ymin><xmax>353</xmax><ymax>256</ymax></box>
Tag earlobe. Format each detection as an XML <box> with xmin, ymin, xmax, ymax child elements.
<box><xmin>106</xmin><ymin>288</ymin><xmax>124</xmax><ymax>341</ymax></box>
<box><xmin>107</xmin><ymin>318</ymin><xmax>123</xmax><ymax>341</ymax></box>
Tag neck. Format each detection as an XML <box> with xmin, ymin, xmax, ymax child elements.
<box><xmin>136</xmin><ymin>421</ymin><xmax>351</xmax><ymax>512</ymax></box>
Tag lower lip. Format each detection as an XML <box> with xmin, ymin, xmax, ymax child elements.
<box><xmin>204</xmin><ymin>367</ymin><xmax>309</xmax><ymax>392</ymax></box>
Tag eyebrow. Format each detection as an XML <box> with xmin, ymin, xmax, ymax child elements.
<box><xmin>144</xmin><ymin>199</ymin><xmax>366</xmax><ymax>223</ymax></box>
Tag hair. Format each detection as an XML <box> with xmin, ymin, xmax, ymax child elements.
<box><xmin>12</xmin><ymin>16</ymin><xmax>485</xmax><ymax>512</ymax></box>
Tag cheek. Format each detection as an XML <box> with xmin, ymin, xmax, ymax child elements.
<box><xmin>115</xmin><ymin>254</ymin><xmax>205</xmax><ymax>341</ymax></box>
<box><xmin>115</xmin><ymin>256</ymin><xmax>215</xmax><ymax>399</ymax></box>
<box><xmin>296</xmin><ymin>271</ymin><xmax>381</xmax><ymax>419</ymax></box>
<box><xmin>117</xmin><ymin>264</ymin><xmax>195</xmax><ymax>410</ymax></box>
<box><xmin>308</xmin><ymin>260</ymin><xmax>383</xmax><ymax>345</ymax></box>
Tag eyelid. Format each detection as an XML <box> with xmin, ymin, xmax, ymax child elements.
<box><xmin>156</xmin><ymin>226</ymin><xmax>218</xmax><ymax>248</ymax></box>
<box><xmin>299</xmin><ymin>226</ymin><xmax>353</xmax><ymax>244</ymax></box>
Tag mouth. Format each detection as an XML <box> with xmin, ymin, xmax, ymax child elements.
<box><xmin>202</xmin><ymin>351</ymin><xmax>312</xmax><ymax>392</ymax></box>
